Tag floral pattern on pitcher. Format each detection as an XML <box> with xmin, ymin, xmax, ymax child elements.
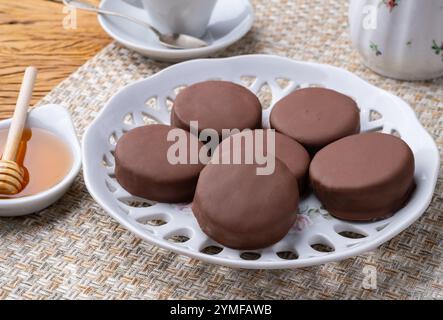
<box><xmin>380</xmin><ymin>0</ymin><xmax>400</xmax><ymax>12</ymax></box>
<box><xmin>370</xmin><ymin>42</ymin><xmax>382</xmax><ymax>56</ymax></box>
<box><xmin>432</xmin><ymin>40</ymin><xmax>443</xmax><ymax>61</ymax></box>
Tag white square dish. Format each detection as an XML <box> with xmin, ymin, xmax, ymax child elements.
<box><xmin>0</xmin><ymin>104</ymin><xmax>82</xmax><ymax>217</ymax></box>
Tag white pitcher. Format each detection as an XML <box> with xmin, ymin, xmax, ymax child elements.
<box><xmin>349</xmin><ymin>0</ymin><xmax>443</xmax><ymax>80</ymax></box>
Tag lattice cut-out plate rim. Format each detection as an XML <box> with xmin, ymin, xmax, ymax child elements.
<box><xmin>82</xmin><ymin>55</ymin><xmax>440</xmax><ymax>269</ymax></box>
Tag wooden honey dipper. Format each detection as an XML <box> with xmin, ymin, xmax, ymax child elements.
<box><xmin>0</xmin><ymin>67</ymin><xmax>37</xmax><ymax>195</ymax></box>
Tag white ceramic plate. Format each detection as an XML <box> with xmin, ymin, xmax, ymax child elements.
<box><xmin>98</xmin><ymin>0</ymin><xmax>254</xmax><ymax>62</ymax></box>
<box><xmin>82</xmin><ymin>55</ymin><xmax>440</xmax><ymax>269</ymax></box>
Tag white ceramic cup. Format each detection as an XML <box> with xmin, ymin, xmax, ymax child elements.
<box><xmin>125</xmin><ymin>0</ymin><xmax>217</xmax><ymax>38</ymax></box>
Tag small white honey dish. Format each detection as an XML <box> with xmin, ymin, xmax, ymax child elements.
<box><xmin>0</xmin><ymin>104</ymin><xmax>81</xmax><ymax>217</ymax></box>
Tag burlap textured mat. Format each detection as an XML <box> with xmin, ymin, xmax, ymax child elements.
<box><xmin>0</xmin><ymin>0</ymin><xmax>442</xmax><ymax>299</ymax></box>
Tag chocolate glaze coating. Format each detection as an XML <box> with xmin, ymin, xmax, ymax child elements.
<box><xmin>192</xmin><ymin>159</ymin><xmax>299</xmax><ymax>250</ymax></box>
<box><xmin>309</xmin><ymin>133</ymin><xmax>415</xmax><ymax>221</ymax></box>
<box><xmin>171</xmin><ymin>81</ymin><xmax>262</xmax><ymax>136</ymax></box>
<box><xmin>115</xmin><ymin>124</ymin><xmax>205</xmax><ymax>203</ymax></box>
<box><xmin>270</xmin><ymin>88</ymin><xmax>360</xmax><ymax>153</ymax></box>
<box><xmin>213</xmin><ymin>130</ymin><xmax>310</xmax><ymax>194</ymax></box>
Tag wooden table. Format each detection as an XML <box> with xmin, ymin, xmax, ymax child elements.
<box><xmin>0</xmin><ymin>0</ymin><xmax>110</xmax><ymax>119</ymax></box>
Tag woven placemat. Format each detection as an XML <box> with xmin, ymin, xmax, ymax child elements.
<box><xmin>0</xmin><ymin>0</ymin><xmax>442</xmax><ymax>300</ymax></box>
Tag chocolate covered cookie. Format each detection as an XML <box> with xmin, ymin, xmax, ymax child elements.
<box><xmin>270</xmin><ymin>87</ymin><xmax>360</xmax><ymax>153</ymax></box>
<box><xmin>192</xmin><ymin>157</ymin><xmax>299</xmax><ymax>250</ymax></box>
<box><xmin>115</xmin><ymin>124</ymin><xmax>205</xmax><ymax>203</ymax></box>
<box><xmin>309</xmin><ymin>132</ymin><xmax>415</xmax><ymax>221</ymax></box>
<box><xmin>171</xmin><ymin>81</ymin><xmax>262</xmax><ymax>136</ymax></box>
<box><xmin>213</xmin><ymin>129</ymin><xmax>310</xmax><ymax>194</ymax></box>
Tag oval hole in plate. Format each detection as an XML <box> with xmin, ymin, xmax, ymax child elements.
<box><xmin>311</xmin><ymin>243</ymin><xmax>335</xmax><ymax>253</ymax></box>
<box><xmin>165</xmin><ymin>97</ymin><xmax>174</xmax><ymax>112</ymax></box>
<box><xmin>256</xmin><ymin>82</ymin><xmax>273</xmax><ymax>110</ymax></box>
<box><xmin>145</xmin><ymin>96</ymin><xmax>159</xmax><ymax>109</ymax></box>
<box><xmin>338</xmin><ymin>231</ymin><xmax>367</xmax><ymax>239</ymax></box>
<box><xmin>366</xmin><ymin>125</ymin><xmax>384</xmax><ymax>133</ymax></box>
<box><xmin>276</xmin><ymin>251</ymin><xmax>299</xmax><ymax>260</ymax></box>
<box><xmin>119</xmin><ymin>197</ymin><xmax>153</xmax><ymax>208</ymax></box>
<box><xmin>309</xmin><ymin>236</ymin><xmax>335</xmax><ymax>253</ymax></box>
<box><xmin>200</xmin><ymin>245</ymin><xmax>224</xmax><ymax>256</ymax></box>
<box><xmin>164</xmin><ymin>228</ymin><xmax>193</xmax><ymax>244</ymax></box>
<box><xmin>275</xmin><ymin>77</ymin><xmax>292</xmax><ymax>90</ymax></box>
<box><xmin>137</xmin><ymin>213</ymin><xmax>170</xmax><ymax>227</ymax></box>
<box><xmin>141</xmin><ymin>112</ymin><xmax>159</xmax><ymax>125</ymax></box>
<box><xmin>105</xmin><ymin>179</ymin><xmax>117</xmax><ymax>193</ymax></box>
<box><xmin>369</xmin><ymin>109</ymin><xmax>383</xmax><ymax>122</ymax></box>
<box><xmin>334</xmin><ymin>225</ymin><xmax>367</xmax><ymax>239</ymax></box>
<box><xmin>391</xmin><ymin>129</ymin><xmax>401</xmax><ymax>138</ymax></box>
<box><xmin>240</xmin><ymin>75</ymin><xmax>257</xmax><ymax>88</ymax></box>
<box><xmin>376</xmin><ymin>223</ymin><xmax>390</xmax><ymax>232</ymax></box>
<box><xmin>108</xmin><ymin>132</ymin><xmax>118</xmax><ymax>146</ymax></box>
<box><xmin>102</xmin><ymin>154</ymin><xmax>113</xmax><ymax>168</ymax></box>
<box><xmin>167</xmin><ymin>234</ymin><xmax>190</xmax><ymax>243</ymax></box>
<box><xmin>123</xmin><ymin>112</ymin><xmax>135</xmax><ymax>125</ymax></box>
<box><xmin>240</xmin><ymin>252</ymin><xmax>261</xmax><ymax>260</ymax></box>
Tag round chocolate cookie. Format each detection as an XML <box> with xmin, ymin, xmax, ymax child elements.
<box><xmin>270</xmin><ymin>87</ymin><xmax>360</xmax><ymax>153</ymax></box>
<box><xmin>213</xmin><ymin>130</ymin><xmax>310</xmax><ymax>194</ymax></box>
<box><xmin>115</xmin><ymin>124</ymin><xmax>205</xmax><ymax>203</ymax></box>
<box><xmin>192</xmin><ymin>159</ymin><xmax>299</xmax><ymax>250</ymax></box>
<box><xmin>309</xmin><ymin>132</ymin><xmax>415</xmax><ymax>221</ymax></box>
<box><xmin>171</xmin><ymin>81</ymin><xmax>262</xmax><ymax>136</ymax></box>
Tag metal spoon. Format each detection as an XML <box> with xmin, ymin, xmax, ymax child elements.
<box><xmin>63</xmin><ymin>0</ymin><xmax>209</xmax><ymax>49</ymax></box>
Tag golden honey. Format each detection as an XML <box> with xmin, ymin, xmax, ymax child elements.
<box><xmin>0</xmin><ymin>127</ymin><xmax>72</xmax><ymax>199</ymax></box>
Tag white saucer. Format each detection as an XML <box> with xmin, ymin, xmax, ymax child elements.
<box><xmin>97</xmin><ymin>0</ymin><xmax>254</xmax><ymax>62</ymax></box>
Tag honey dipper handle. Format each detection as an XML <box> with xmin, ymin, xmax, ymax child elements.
<box><xmin>2</xmin><ymin>67</ymin><xmax>38</xmax><ymax>161</ymax></box>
